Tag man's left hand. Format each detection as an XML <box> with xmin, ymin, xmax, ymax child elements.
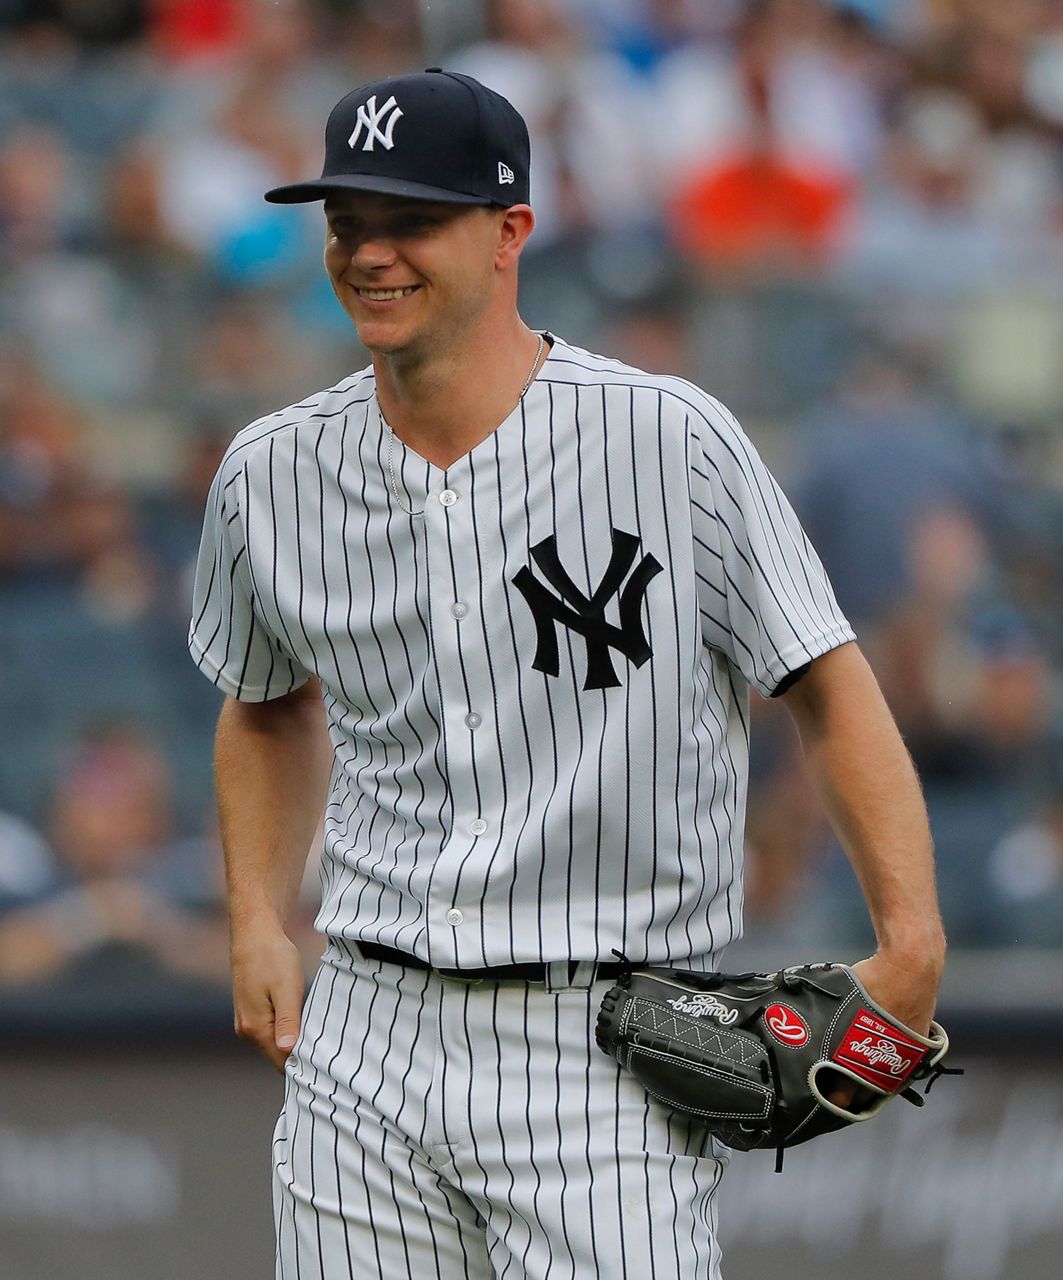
<box><xmin>824</xmin><ymin>946</ymin><xmax>945</xmax><ymax>1110</ymax></box>
<box><xmin>850</xmin><ymin>948</ymin><xmax>943</xmax><ymax>1037</ymax></box>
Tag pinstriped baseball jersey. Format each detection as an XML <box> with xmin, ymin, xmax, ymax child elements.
<box><xmin>188</xmin><ymin>334</ymin><xmax>855</xmax><ymax>967</ymax></box>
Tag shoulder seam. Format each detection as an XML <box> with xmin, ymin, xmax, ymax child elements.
<box><xmin>222</xmin><ymin>380</ymin><xmax>377</xmax><ymax>471</ymax></box>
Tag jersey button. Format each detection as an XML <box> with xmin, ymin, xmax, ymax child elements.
<box><xmin>469</xmin><ymin>818</ymin><xmax>488</xmax><ymax>836</ymax></box>
<box><xmin>439</xmin><ymin>489</ymin><xmax>458</xmax><ymax>506</ymax></box>
<box><xmin>445</xmin><ymin>908</ymin><xmax>464</xmax><ymax>926</ymax></box>
<box><xmin>465</xmin><ymin>712</ymin><xmax>482</xmax><ymax>729</ymax></box>
<box><xmin>450</xmin><ymin>602</ymin><xmax>469</xmax><ymax>620</ymax></box>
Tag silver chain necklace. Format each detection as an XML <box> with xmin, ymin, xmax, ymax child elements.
<box><xmin>384</xmin><ymin>331</ymin><xmax>546</xmax><ymax>518</ymax></box>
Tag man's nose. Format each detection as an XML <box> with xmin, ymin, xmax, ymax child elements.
<box><xmin>350</xmin><ymin>234</ymin><xmax>398</xmax><ymax>269</ymax></box>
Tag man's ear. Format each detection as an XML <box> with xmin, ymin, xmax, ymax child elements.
<box><xmin>495</xmin><ymin>204</ymin><xmax>535</xmax><ymax>269</ymax></box>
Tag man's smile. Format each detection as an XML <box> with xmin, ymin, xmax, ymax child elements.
<box><xmin>354</xmin><ymin>285</ymin><xmax>422</xmax><ymax>301</ymax></box>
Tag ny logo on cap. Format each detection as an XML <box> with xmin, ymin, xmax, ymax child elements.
<box><xmin>348</xmin><ymin>94</ymin><xmax>404</xmax><ymax>152</ymax></box>
<box><xmin>498</xmin><ymin>162</ymin><xmax>515</xmax><ymax>185</ymax></box>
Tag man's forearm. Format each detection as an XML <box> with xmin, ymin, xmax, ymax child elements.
<box><xmin>783</xmin><ymin>645</ymin><xmax>945</xmax><ymax>963</ymax></box>
<box><xmin>215</xmin><ymin>681</ymin><xmax>333</xmax><ymax>934</ymax></box>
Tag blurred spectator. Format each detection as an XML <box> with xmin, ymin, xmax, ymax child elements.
<box><xmin>330</xmin><ymin>1</ymin><xmax>423</xmax><ymax>83</ymax></box>
<box><xmin>580</xmin><ymin>0</ymin><xmax>741</xmax><ymax>70</ymax></box>
<box><xmin>149</xmin><ymin>0</ymin><xmax>249</xmax><ymax>63</ymax></box>
<box><xmin>662</xmin><ymin>6</ymin><xmax>858</xmax><ymax>414</ymax></box>
<box><xmin>189</xmin><ymin>292</ymin><xmax>324</xmax><ymax>427</ymax></box>
<box><xmin>155</xmin><ymin>74</ymin><xmax>308</xmax><ymax>268</ymax></box>
<box><xmin>0</xmin><ymin>11</ymin><xmax>159</xmax><ymax>155</ymax></box>
<box><xmin>95</xmin><ymin>141</ymin><xmax>210</xmax><ymax>409</ymax></box>
<box><xmin>653</xmin><ymin>1</ymin><xmax>891</xmax><ymax>186</ymax></box>
<box><xmin>794</xmin><ymin>342</ymin><xmax>1054</xmax><ymax>778</ymax></box>
<box><xmin>0</xmin><ymin>125</ymin><xmax>88</xmax><ymax>262</ymax></box>
<box><xmin>871</xmin><ymin>527</ymin><xmax>1052</xmax><ymax>784</ymax></box>
<box><xmin>1024</xmin><ymin>23</ymin><xmax>1063</xmax><ymax>127</ymax></box>
<box><xmin>598</xmin><ymin>299</ymin><xmax>692</xmax><ymax>377</ymax></box>
<box><xmin>977</xmin><ymin>422</ymin><xmax>1063</xmax><ymax>664</ymax></box>
<box><xmin>792</xmin><ymin>343</ymin><xmax>992</xmax><ymax>631</ymax></box>
<box><xmin>0</xmin><ymin>809</ymin><xmax>54</xmax><ymax>912</ymax></box>
<box><xmin>986</xmin><ymin>766</ymin><xmax>1063</xmax><ymax>947</ymax></box>
<box><xmin>833</xmin><ymin>86</ymin><xmax>1056</xmax><ymax>298</ymax></box>
<box><xmin>139</xmin><ymin>425</ymin><xmax>230</xmax><ymax>598</ymax></box>
<box><xmin>149</xmin><ymin>0</ymin><xmax>377</xmax><ymax>166</ymax></box>
<box><xmin>668</xmin><ymin>116</ymin><xmax>850</xmax><ymax>278</ymax></box>
<box><xmin>0</xmin><ymin>364</ymin><xmax>131</xmax><ymax>584</ymax></box>
<box><xmin>103</xmin><ymin>139</ymin><xmax>186</xmax><ymax>267</ymax></box>
<box><xmin>0</xmin><ymin>0</ymin><xmax>147</xmax><ymax>45</ymax></box>
<box><xmin>0</xmin><ymin>723</ymin><xmax>229</xmax><ymax>987</ymax></box>
<box><xmin>454</xmin><ymin>0</ymin><xmax>656</xmax><ymax>243</ymax></box>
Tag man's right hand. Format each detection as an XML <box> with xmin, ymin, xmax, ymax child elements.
<box><xmin>230</xmin><ymin>926</ymin><xmax>306</xmax><ymax>1071</ymax></box>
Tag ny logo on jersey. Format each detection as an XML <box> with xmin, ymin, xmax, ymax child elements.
<box><xmin>347</xmin><ymin>94</ymin><xmax>404</xmax><ymax>151</ymax></box>
<box><xmin>512</xmin><ymin>529</ymin><xmax>663</xmax><ymax>690</ymax></box>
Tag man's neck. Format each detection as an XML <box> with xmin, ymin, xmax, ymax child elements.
<box><xmin>373</xmin><ymin>320</ymin><xmax>546</xmax><ymax>471</ymax></box>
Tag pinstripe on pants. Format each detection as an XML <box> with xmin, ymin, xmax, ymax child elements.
<box><xmin>274</xmin><ymin>943</ymin><xmax>727</xmax><ymax>1279</ymax></box>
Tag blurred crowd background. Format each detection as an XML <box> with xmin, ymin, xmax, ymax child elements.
<box><xmin>2</xmin><ymin>0</ymin><xmax>1063</xmax><ymax>1004</ymax></box>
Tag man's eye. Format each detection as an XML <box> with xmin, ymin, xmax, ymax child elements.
<box><xmin>328</xmin><ymin>214</ymin><xmax>439</xmax><ymax>238</ymax></box>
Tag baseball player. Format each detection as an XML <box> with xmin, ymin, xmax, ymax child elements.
<box><xmin>189</xmin><ymin>69</ymin><xmax>945</xmax><ymax>1279</ymax></box>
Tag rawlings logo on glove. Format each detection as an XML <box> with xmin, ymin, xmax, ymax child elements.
<box><xmin>595</xmin><ymin>962</ymin><xmax>961</xmax><ymax>1169</ymax></box>
<box><xmin>664</xmin><ymin>993</ymin><xmax>738</xmax><ymax>1023</ymax></box>
<box><xmin>764</xmin><ymin>1004</ymin><xmax>810</xmax><ymax>1046</ymax></box>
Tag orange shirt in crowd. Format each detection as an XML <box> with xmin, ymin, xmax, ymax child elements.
<box><xmin>671</xmin><ymin>150</ymin><xmax>851</xmax><ymax>270</ymax></box>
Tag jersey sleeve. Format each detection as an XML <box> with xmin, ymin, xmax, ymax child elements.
<box><xmin>188</xmin><ymin>459</ymin><xmax>311</xmax><ymax>701</ymax></box>
<box><xmin>688</xmin><ymin>396</ymin><xmax>855</xmax><ymax>697</ymax></box>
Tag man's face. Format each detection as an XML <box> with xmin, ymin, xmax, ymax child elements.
<box><xmin>323</xmin><ymin>190</ymin><xmax>503</xmax><ymax>361</ymax></box>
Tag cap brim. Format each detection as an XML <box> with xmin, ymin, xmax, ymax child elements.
<box><xmin>264</xmin><ymin>173</ymin><xmax>496</xmax><ymax>205</ymax></box>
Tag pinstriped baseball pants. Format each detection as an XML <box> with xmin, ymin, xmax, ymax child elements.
<box><xmin>273</xmin><ymin>942</ymin><xmax>727</xmax><ymax>1279</ymax></box>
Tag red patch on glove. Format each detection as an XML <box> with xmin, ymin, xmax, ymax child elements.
<box><xmin>764</xmin><ymin>1003</ymin><xmax>811</xmax><ymax>1047</ymax></box>
<box><xmin>832</xmin><ymin>1010</ymin><xmax>926</xmax><ymax>1092</ymax></box>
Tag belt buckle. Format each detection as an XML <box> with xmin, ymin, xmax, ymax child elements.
<box><xmin>435</xmin><ymin>968</ymin><xmax>486</xmax><ymax>986</ymax></box>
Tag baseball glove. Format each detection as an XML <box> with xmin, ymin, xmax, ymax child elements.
<box><xmin>596</xmin><ymin>962</ymin><xmax>958</xmax><ymax>1169</ymax></box>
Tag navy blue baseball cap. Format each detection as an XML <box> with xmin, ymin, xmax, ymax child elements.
<box><xmin>264</xmin><ymin>68</ymin><xmax>530</xmax><ymax>207</ymax></box>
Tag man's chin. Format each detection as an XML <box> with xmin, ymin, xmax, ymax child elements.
<box><xmin>354</xmin><ymin>321</ymin><xmax>427</xmax><ymax>363</ymax></box>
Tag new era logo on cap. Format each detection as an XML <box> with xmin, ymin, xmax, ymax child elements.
<box><xmin>264</xmin><ymin>68</ymin><xmax>531</xmax><ymax>207</ymax></box>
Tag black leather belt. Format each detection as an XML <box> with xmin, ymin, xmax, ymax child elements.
<box><xmin>357</xmin><ymin>941</ymin><xmax>623</xmax><ymax>984</ymax></box>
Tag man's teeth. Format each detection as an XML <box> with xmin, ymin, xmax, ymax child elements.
<box><xmin>359</xmin><ymin>287</ymin><xmax>417</xmax><ymax>300</ymax></box>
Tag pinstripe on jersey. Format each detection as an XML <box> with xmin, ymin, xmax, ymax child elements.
<box><xmin>188</xmin><ymin>335</ymin><xmax>855</xmax><ymax>968</ymax></box>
